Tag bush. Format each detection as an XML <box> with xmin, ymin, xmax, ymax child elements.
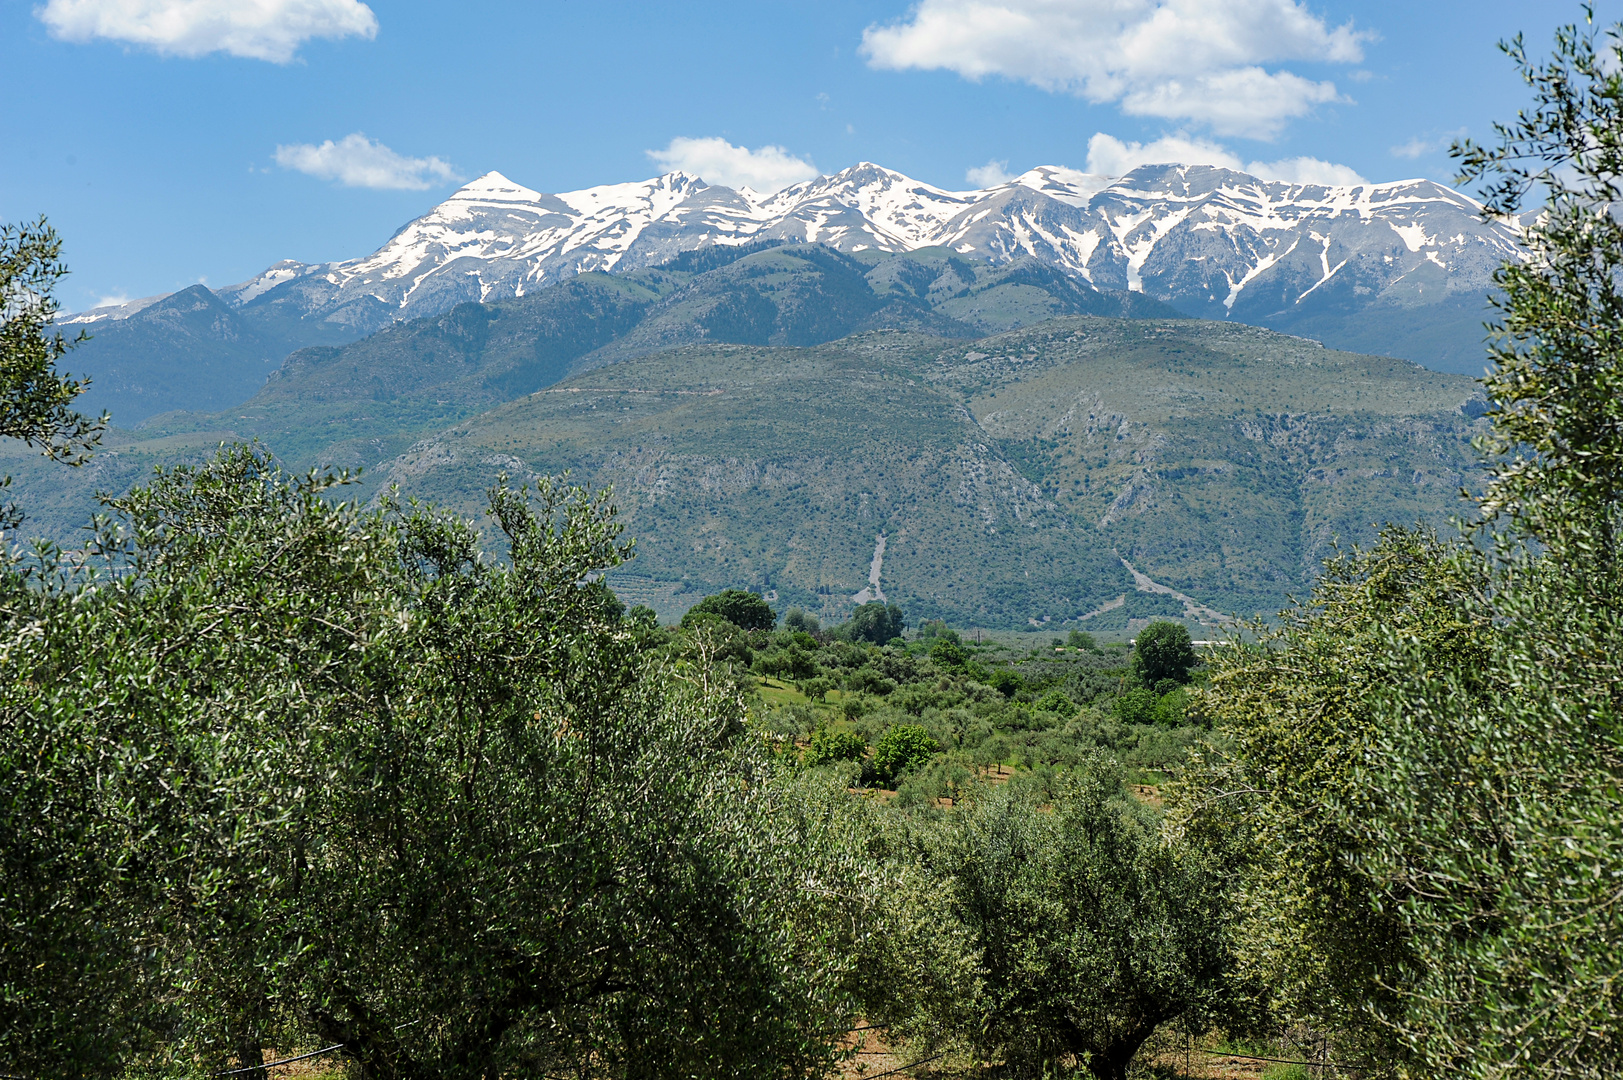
<box><xmin>930</xmin><ymin>638</ymin><xmax>969</xmax><ymax>669</ymax></box>
<box><xmin>1153</xmin><ymin>686</ymin><xmax>1190</xmax><ymax>727</ymax></box>
<box><xmin>682</xmin><ymin>589</ymin><xmax>776</xmax><ymax>632</ymax></box>
<box><xmin>783</xmin><ymin>607</ymin><xmax>820</xmax><ymax>634</ymax></box>
<box><xmin>803</xmin><ymin>728</ymin><xmax>866</xmax><ymax>768</ymax></box>
<box><xmin>873</xmin><ymin>724</ymin><xmax>938</xmax><ymax>786</ymax></box>
<box><xmin>1115</xmin><ymin>687</ymin><xmax>1159</xmax><ymax>725</ymax></box>
<box><xmin>1034</xmin><ymin>689</ymin><xmax>1074</xmax><ymax>715</ymax></box>
<box><xmin>1068</xmin><ymin>629</ymin><xmax>1097</xmax><ymax>650</ymax></box>
<box><xmin>988</xmin><ymin>668</ymin><xmax>1022</xmax><ymax>698</ymax></box>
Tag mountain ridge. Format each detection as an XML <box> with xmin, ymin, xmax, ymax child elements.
<box><xmin>68</xmin><ymin>161</ymin><xmax>1517</xmax><ymax>384</ymax></box>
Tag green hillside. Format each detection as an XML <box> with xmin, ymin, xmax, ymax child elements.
<box><xmin>358</xmin><ymin>317</ymin><xmax>1487</xmax><ymax>627</ymax></box>
<box><xmin>365</xmin><ymin>330</ymin><xmax>1137</xmax><ymax>629</ymax></box>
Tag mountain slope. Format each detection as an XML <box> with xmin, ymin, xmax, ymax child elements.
<box><xmin>126</xmin><ymin>244</ymin><xmax>1174</xmax><ymax>474</ymax></box>
<box><xmin>923</xmin><ymin>320</ymin><xmax>1488</xmax><ymax>613</ymax></box>
<box><xmin>364</xmin><ymin>318</ymin><xmax>1487</xmax><ymax>624</ymax></box>
<box><xmin>4</xmin><ymin>312</ymin><xmax>1487</xmax><ymax>627</ymax></box>
<box><xmin>376</xmin><ymin>332</ymin><xmax>1138</xmax><ymax>628</ymax></box>
<box><xmin>61</xmin><ymin>285</ymin><xmax>364</xmax><ymax>423</ymax></box>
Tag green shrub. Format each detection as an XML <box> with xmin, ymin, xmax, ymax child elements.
<box><xmin>873</xmin><ymin>724</ymin><xmax>938</xmax><ymax>786</ymax></box>
<box><xmin>1152</xmin><ymin>686</ymin><xmax>1190</xmax><ymax>726</ymax></box>
<box><xmin>803</xmin><ymin>728</ymin><xmax>867</xmax><ymax>768</ymax></box>
<box><xmin>1114</xmin><ymin>687</ymin><xmax>1158</xmax><ymax>725</ymax></box>
<box><xmin>987</xmin><ymin>669</ymin><xmax>1022</xmax><ymax>698</ymax></box>
<box><xmin>930</xmin><ymin>638</ymin><xmax>968</xmax><ymax>669</ymax></box>
<box><xmin>1033</xmin><ymin>689</ymin><xmax>1074</xmax><ymax>715</ymax></box>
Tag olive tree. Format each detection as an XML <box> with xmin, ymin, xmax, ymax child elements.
<box><xmin>920</xmin><ymin>764</ymin><xmax>1237</xmax><ymax>1080</ymax></box>
<box><xmin>0</xmin><ymin>217</ymin><xmax>102</xmax><ymax>466</ymax></box>
<box><xmin>0</xmin><ymin>446</ymin><xmax>877</xmax><ymax>1079</ymax></box>
<box><xmin>1169</xmin><ymin>14</ymin><xmax>1623</xmax><ymax>1078</ymax></box>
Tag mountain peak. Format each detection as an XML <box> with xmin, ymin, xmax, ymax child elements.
<box><xmin>448</xmin><ymin>171</ymin><xmax>545</xmax><ymax>204</ymax></box>
<box><xmin>75</xmin><ymin>158</ymin><xmax>1520</xmax><ymax>371</ymax></box>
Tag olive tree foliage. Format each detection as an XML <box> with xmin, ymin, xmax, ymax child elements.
<box><xmin>890</xmin><ymin>763</ymin><xmax>1238</xmax><ymax>1080</ymax></box>
<box><xmin>1169</xmin><ymin>13</ymin><xmax>1623</xmax><ymax>1078</ymax></box>
<box><xmin>1457</xmin><ymin>7</ymin><xmax>1623</xmax><ymax>554</ymax></box>
<box><xmin>1168</xmin><ymin>528</ymin><xmax>1494</xmax><ymax>1073</ymax></box>
<box><xmin>0</xmin><ymin>445</ymin><xmax>876</xmax><ymax>1080</ymax></box>
<box><xmin>0</xmin><ymin>217</ymin><xmax>104</xmax><ymax>527</ymax></box>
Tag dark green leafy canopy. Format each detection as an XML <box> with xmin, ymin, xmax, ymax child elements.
<box><xmin>872</xmin><ymin>723</ymin><xmax>938</xmax><ymax>786</ymax></box>
<box><xmin>929</xmin><ymin>637</ymin><xmax>968</xmax><ymax>669</ymax></box>
<box><xmin>0</xmin><ymin>218</ymin><xmax>103</xmax><ymax>463</ymax></box>
<box><xmin>1456</xmin><ymin>9</ymin><xmax>1623</xmax><ymax>554</ymax></box>
<box><xmin>682</xmin><ymin>587</ymin><xmax>776</xmax><ymax>631</ymax></box>
<box><xmin>840</xmin><ymin>601</ymin><xmax>905</xmax><ymax>644</ymax></box>
<box><xmin>1129</xmin><ymin>620</ymin><xmax>1196</xmax><ymax>687</ymax></box>
<box><xmin>804</xmin><ymin>727</ymin><xmax>867</xmax><ymax>768</ymax></box>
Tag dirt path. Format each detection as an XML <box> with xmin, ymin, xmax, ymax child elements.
<box><xmin>852</xmin><ymin>532</ymin><xmax>887</xmax><ymax>604</ymax></box>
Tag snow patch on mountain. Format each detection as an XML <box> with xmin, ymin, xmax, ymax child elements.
<box><xmin>70</xmin><ymin>162</ymin><xmax>1522</xmax><ymax>337</ymax></box>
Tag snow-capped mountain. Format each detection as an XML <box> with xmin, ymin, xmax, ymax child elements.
<box><xmin>68</xmin><ymin>161</ymin><xmax>1520</xmax><ymax>370</ymax></box>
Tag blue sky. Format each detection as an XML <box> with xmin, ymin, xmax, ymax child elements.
<box><xmin>1</xmin><ymin>0</ymin><xmax>1610</xmax><ymax>312</ymax></box>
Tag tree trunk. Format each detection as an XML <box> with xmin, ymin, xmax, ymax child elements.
<box><xmin>233</xmin><ymin>1037</ymin><xmax>266</xmax><ymax>1080</ymax></box>
<box><xmin>1084</xmin><ymin>1029</ymin><xmax>1156</xmax><ymax>1080</ymax></box>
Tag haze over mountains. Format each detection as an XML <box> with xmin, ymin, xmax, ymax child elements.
<box><xmin>64</xmin><ymin>161</ymin><xmax>1516</xmax><ymax>424</ymax></box>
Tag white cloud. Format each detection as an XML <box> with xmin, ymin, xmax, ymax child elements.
<box><xmin>1085</xmin><ymin>133</ymin><xmax>1365</xmax><ymax>185</ymax></box>
<box><xmin>646</xmin><ymin>137</ymin><xmax>819</xmax><ymax>193</ymax></box>
<box><xmin>274</xmin><ymin>134</ymin><xmax>460</xmax><ymax>191</ymax></box>
<box><xmin>966</xmin><ymin>159</ymin><xmax>1014</xmax><ymax>187</ymax></box>
<box><xmin>91</xmin><ymin>292</ymin><xmax>132</xmax><ymax>309</ymax></box>
<box><xmin>1086</xmin><ymin>133</ymin><xmax>1245</xmax><ymax>174</ymax></box>
<box><xmin>1252</xmin><ymin>155</ymin><xmax>1366</xmax><ymax>185</ymax></box>
<box><xmin>38</xmin><ymin>0</ymin><xmax>377</xmax><ymax>62</ymax></box>
<box><xmin>1391</xmin><ymin>129</ymin><xmax>1466</xmax><ymax>159</ymax></box>
<box><xmin>861</xmin><ymin>0</ymin><xmax>1370</xmax><ymax>139</ymax></box>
